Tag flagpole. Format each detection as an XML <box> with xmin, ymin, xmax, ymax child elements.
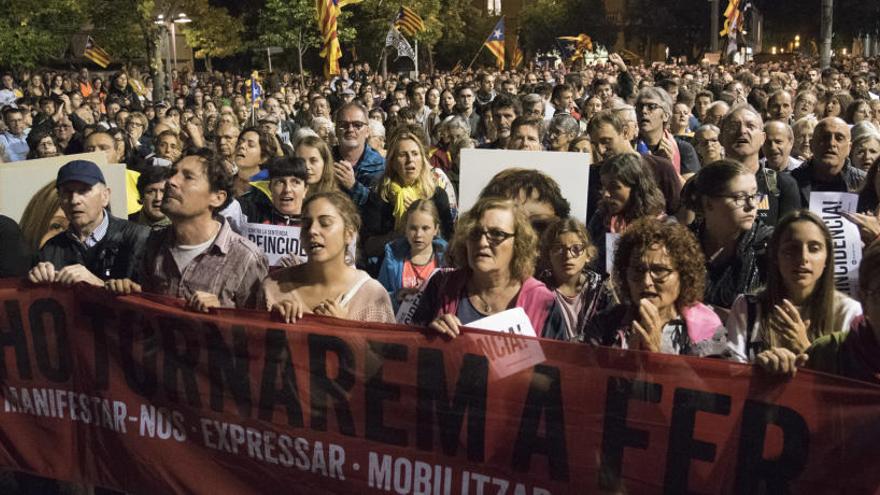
<box><xmin>415</xmin><ymin>39</ymin><xmax>419</xmax><ymax>77</ymax></box>
<box><xmin>466</xmin><ymin>44</ymin><xmax>486</xmax><ymax>71</ymax></box>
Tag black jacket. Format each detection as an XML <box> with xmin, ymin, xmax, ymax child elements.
<box><xmin>791</xmin><ymin>157</ymin><xmax>867</xmax><ymax>207</ymax></box>
<box><xmin>39</xmin><ymin>214</ymin><xmax>150</xmax><ymax>281</ymax></box>
<box><xmin>362</xmin><ymin>186</ymin><xmax>454</xmax><ymax>241</ymax></box>
<box><xmin>238</xmin><ymin>189</ymin><xmax>302</xmax><ymax>226</ymax></box>
<box><xmin>756</xmin><ymin>165</ymin><xmax>801</xmax><ymax>227</ymax></box>
<box><xmin>691</xmin><ymin>219</ymin><xmax>773</xmax><ymax>309</ymax></box>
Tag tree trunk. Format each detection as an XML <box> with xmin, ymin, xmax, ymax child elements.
<box><xmin>148</xmin><ymin>28</ymin><xmax>166</xmax><ymax>103</ymax></box>
<box><xmin>427</xmin><ymin>44</ymin><xmax>434</xmax><ymax>74</ymax></box>
<box><xmin>205</xmin><ymin>56</ymin><xmax>213</xmax><ymax>72</ymax></box>
<box><xmin>297</xmin><ymin>31</ymin><xmax>306</xmax><ymax>91</ymax></box>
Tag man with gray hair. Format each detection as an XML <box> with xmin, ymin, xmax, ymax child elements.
<box><xmin>635</xmin><ymin>87</ymin><xmax>700</xmax><ymax>178</ymax></box>
<box><xmin>703</xmin><ymin>100</ymin><xmax>730</xmax><ymax>127</ymax></box>
<box><xmin>719</xmin><ymin>104</ymin><xmax>800</xmax><ymax>225</ymax></box>
<box><xmin>694</xmin><ymin>124</ymin><xmax>724</xmax><ymax>165</ymax></box>
<box><xmin>762</xmin><ymin>121</ymin><xmax>801</xmax><ymax>172</ymax></box>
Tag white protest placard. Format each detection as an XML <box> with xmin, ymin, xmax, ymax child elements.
<box><xmin>0</xmin><ymin>153</ymin><xmax>128</xmax><ymax>223</ymax></box>
<box><xmin>809</xmin><ymin>192</ymin><xmax>861</xmax><ymax>297</ymax></box>
<box><xmin>458</xmin><ymin>148</ymin><xmax>591</xmax><ymax>223</ymax></box>
<box><xmin>605</xmin><ymin>233</ymin><xmax>621</xmax><ymax>275</ymax></box>
<box><xmin>243</xmin><ymin>223</ymin><xmax>307</xmax><ymax>266</ymax></box>
<box><xmin>467</xmin><ymin>307</ymin><xmax>546</xmax><ymax>380</ymax></box>
<box><xmin>395</xmin><ymin>268</ymin><xmax>441</xmax><ymax>325</ymax></box>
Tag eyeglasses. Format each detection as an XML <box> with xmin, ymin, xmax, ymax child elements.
<box><xmin>551</xmin><ymin>244</ymin><xmax>587</xmax><ymax>258</ymax></box>
<box><xmin>636</xmin><ymin>102</ymin><xmax>662</xmax><ymax>112</ymax></box>
<box><xmin>468</xmin><ymin>228</ymin><xmax>515</xmax><ymax>246</ymax></box>
<box><xmin>713</xmin><ymin>192</ymin><xmax>766</xmax><ymax>208</ymax></box>
<box><xmin>628</xmin><ymin>264</ymin><xmax>676</xmax><ymax>283</ymax></box>
<box><xmin>337</xmin><ymin>121</ymin><xmax>367</xmax><ymax>131</ymax></box>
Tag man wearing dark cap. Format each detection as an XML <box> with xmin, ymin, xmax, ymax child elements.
<box><xmin>28</xmin><ymin>160</ymin><xmax>149</xmax><ymax>286</ymax></box>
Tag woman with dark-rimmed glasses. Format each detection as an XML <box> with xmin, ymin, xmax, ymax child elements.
<box><xmin>682</xmin><ymin>159</ymin><xmax>773</xmax><ymax>316</ymax></box>
<box><xmin>410</xmin><ymin>196</ymin><xmax>565</xmax><ymax>339</ymax></box>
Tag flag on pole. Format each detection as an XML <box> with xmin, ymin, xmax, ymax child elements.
<box><xmin>385</xmin><ymin>26</ymin><xmax>416</xmax><ymax>61</ymax></box>
<box><xmin>83</xmin><ymin>37</ymin><xmax>111</xmax><ymax>68</ymax></box>
<box><xmin>512</xmin><ymin>38</ymin><xmax>524</xmax><ymax>68</ymax></box>
<box><xmin>316</xmin><ymin>0</ymin><xmax>362</xmax><ymax>78</ymax></box>
<box><xmin>394</xmin><ymin>6</ymin><xmax>426</xmax><ymax>37</ymax></box>
<box><xmin>557</xmin><ymin>34</ymin><xmax>593</xmax><ymax>63</ymax></box>
<box><xmin>246</xmin><ymin>71</ymin><xmax>263</xmax><ymax>110</ymax></box>
<box><xmin>720</xmin><ymin>0</ymin><xmax>750</xmax><ymax>55</ymax></box>
<box><xmin>484</xmin><ymin>17</ymin><xmax>505</xmax><ymax>70</ymax></box>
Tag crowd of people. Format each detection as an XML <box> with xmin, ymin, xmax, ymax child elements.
<box><xmin>2</xmin><ymin>52</ymin><xmax>880</xmax><ymax>393</ymax></box>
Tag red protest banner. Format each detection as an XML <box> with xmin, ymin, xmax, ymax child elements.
<box><xmin>0</xmin><ymin>279</ymin><xmax>878</xmax><ymax>494</ymax></box>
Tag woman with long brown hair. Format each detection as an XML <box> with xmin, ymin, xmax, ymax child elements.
<box><xmin>725</xmin><ymin>210</ymin><xmax>862</xmax><ymax>362</ymax></box>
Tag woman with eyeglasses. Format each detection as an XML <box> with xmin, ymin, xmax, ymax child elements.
<box><xmin>362</xmin><ymin>131</ymin><xmax>454</xmax><ymax>259</ymax></box>
<box><xmin>682</xmin><ymin>160</ymin><xmax>773</xmax><ymax>315</ymax></box>
<box><xmin>537</xmin><ymin>218</ymin><xmax>612</xmax><ymax>341</ymax></box>
<box><xmin>410</xmin><ymin>197</ymin><xmax>564</xmax><ymax>339</ymax></box>
<box><xmin>725</xmin><ymin>210</ymin><xmax>862</xmax><ymax>363</ymax></box>
<box><xmin>583</xmin><ymin>218</ymin><xmax>726</xmax><ymax>355</ymax></box>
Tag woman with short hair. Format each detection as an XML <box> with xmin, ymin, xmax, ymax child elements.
<box><xmin>583</xmin><ymin>218</ymin><xmax>725</xmax><ymax>355</ymax></box>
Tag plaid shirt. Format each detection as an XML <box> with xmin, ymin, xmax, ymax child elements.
<box><xmin>140</xmin><ymin>218</ymin><xmax>268</xmax><ymax>309</ymax></box>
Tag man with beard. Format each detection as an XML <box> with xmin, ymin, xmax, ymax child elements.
<box><xmin>791</xmin><ymin>117</ymin><xmax>865</xmax><ymax>206</ymax></box>
<box><xmin>332</xmin><ymin>102</ymin><xmax>385</xmax><ymax>208</ymax></box>
<box><xmin>106</xmin><ymin>149</ymin><xmax>268</xmax><ymax>311</ymax></box>
<box><xmin>719</xmin><ymin>104</ymin><xmax>800</xmax><ymax>226</ymax></box>
<box><xmin>480</xmin><ymin>93</ymin><xmax>520</xmax><ymax>149</ymax></box>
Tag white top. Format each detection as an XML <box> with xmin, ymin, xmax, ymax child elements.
<box><xmin>171</xmin><ymin>231</ymin><xmax>219</xmax><ymax>272</ymax></box>
<box><xmin>725</xmin><ymin>291</ymin><xmax>863</xmax><ymax>363</ymax></box>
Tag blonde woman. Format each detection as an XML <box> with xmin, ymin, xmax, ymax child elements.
<box><xmin>362</xmin><ymin>131</ymin><xmax>454</xmax><ymax>257</ymax></box>
<box><xmin>19</xmin><ymin>182</ymin><xmax>69</xmax><ymax>251</ymax></box>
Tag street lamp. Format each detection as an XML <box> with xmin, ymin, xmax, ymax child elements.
<box><xmin>155</xmin><ymin>13</ymin><xmax>192</xmax><ymax>72</ymax></box>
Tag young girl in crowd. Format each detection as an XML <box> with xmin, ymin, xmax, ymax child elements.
<box><xmin>537</xmin><ymin>218</ymin><xmax>611</xmax><ymax>341</ymax></box>
<box><xmin>682</xmin><ymin>160</ymin><xmax>773</xmax><ymax>314</ymax></box>
<box><xmin>377</xmin><ymin>200</ymin><xmax>448</xmax><ymax>312</ymax></box>
<box><xmin>259</xmin><ymin>191</ymin><xmax>395</xmax><ymax>323</ymax></box>
<box><xmin>294</xmin><ymin>134</ymin><xmax>338</xmax><ymax>195</ymax></box>
<box><xmin>725</xmin><ymin>210</ymin><xmax>862</xmax><ymax>362</ymax></box>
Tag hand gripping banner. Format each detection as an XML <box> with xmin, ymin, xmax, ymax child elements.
<box><xmin>0</xmin><ymin>279</ymin><xmax>879</xmax><ymax>493</ymax></box>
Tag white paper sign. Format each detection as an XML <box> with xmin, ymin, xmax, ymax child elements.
<box><xmin>458</xmin><ymin>148</ymin><xmax>590</xmax><ymax>223</ymax></box>
<box><xmin>395</xmin><ymin>268</ymin><xmax>441</xmax><ymax>325</ymax></box>
<box><xmin>809</xmin><ymin>192</ymin><xmax>861</xmax><ymax>297</ymax></box>
<box><xmin>467</xmin><ymin>308</ymin><xmax>546</xmax><ymax>380</ymax></box>
<box><xmin>243</xmin><ymin>223</ymin><xmax>307</xmax><ymax>266</ymax></box>
<box><xmin>605</xmin><ymin>233</ymin><xmax>621</xmax><ymax>276</ymax></box>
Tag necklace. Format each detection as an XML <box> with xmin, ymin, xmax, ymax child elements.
<box><xmin>473</xmin><ymin>292</ymin><xmax>494</xmax><ymax>313</ymax></box>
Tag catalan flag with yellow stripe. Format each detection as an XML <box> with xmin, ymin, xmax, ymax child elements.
<box><xmin>484</xmin><ymin>17</ymin><xmax>505</xmax><ymax>70</ymax></box>
<box><xmin>317</xmin><ymin>0</ymin><xmax>362</xmax><ymax>78</ymax></box>
<box><xmin>512</xmin><ymin>37</ymin><xmax>524</xmax><ymax>68</ymax></box>
<box><xmin>83</xmin><ymin>37</ymin><xmax>111</xmax><ymax>68</ymax></box>
<box><xmin>394</xmin><ymin>6</ymin><xmax>425</xmax><ymax>37</ymax></box>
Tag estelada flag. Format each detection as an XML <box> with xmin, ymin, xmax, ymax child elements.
<box><xmin>484</xmin><ymin>17</ymin><xmax>505</xmax><ymax>70</ymax></box>
<box><xmin>394</xmin><ymin>6</ymin><xmax>425</xmax><ymax>37</ymax></box>
<box><xmin>511</xmin><ymin>39</ymin><xmax>524</xmax><ymax>68</ymax></box>
<box><xmin>83</xmin><ymin>37</ymin><xmax>111</xmax><ymax>68</ymax></box>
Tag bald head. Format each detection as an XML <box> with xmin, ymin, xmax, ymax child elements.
<box><xmin>811</xmin><ymin>117</ymin><xmax>851</xmax><ymax>174</ymax></box>
<box><xmin>767</xmin><ymin>90</ymin><xmax>793</xmax><ymax>123</ymax></box>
